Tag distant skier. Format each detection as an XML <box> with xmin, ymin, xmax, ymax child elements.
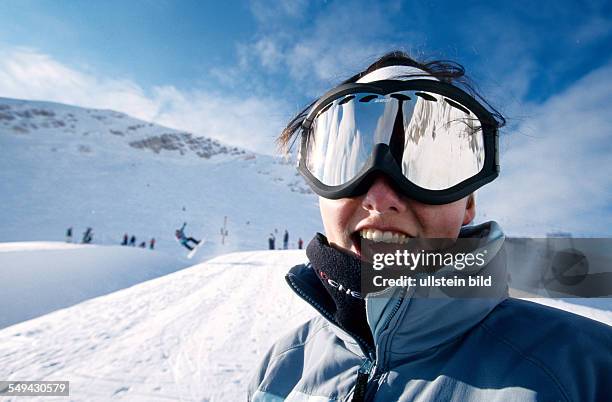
<box><xmin>149</xmin><ymin>238</ymin><xmax>155</xmax><ymax>250</ymax></box>
<box><xmin>298</xmin><ymin>237</ymin><xmax>303</xmax><ymax>250</ymax></box>
<box><xmin>175</xmin><ymin>222</ymin><xmax>200</xmax><ymax>251</ymax></box>
<box><xmin>121</xmin><ymin>233</ymin><xmax>128</xmax><ymax>246</ymax></box>
<box><xmin>139</xmin><ymin>241</ymin><xmax>146</xmax><ymax>248</ymax></box>
<box><xmin>66</xmin><ymin>227</ymin><xmax>73</xmax><ymax>243</ymax></box>
<box><xmin>283</xmin><ymin>230</ymin><xmax>289</xmax><ymax>250</ymax></box>
<box><xmin>268</xmin><ymin>233</ymin><xmax>276</xmax><ymax>250</ymax></box>
<box><xmin>129</xmin><ymin>235</ymin><xmax>136</xmax><ymax>246</ymax></box>
<box><xmin>82</xmin><ymin>227</ymin><xmax>93</xmax><ymax>244</ymax></box>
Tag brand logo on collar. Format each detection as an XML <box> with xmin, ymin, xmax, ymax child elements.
<box><xmin>317</xmin><ymin>269</ymin><xmax>363</xmax><ymax>299</ymax></box>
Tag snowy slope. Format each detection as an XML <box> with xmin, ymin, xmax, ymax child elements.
<box><xmin>0</xmin><ymin>250</ymin><xmax>609</xmax><ymax>402</ymax></box>
<box><xmin>0</xmin><ymin>242</ymin><xmax>186</xmax><ymax>329</ymax></box>
<box><xmin>0</xmin><ymin>250</ymin><xmax>315</xmax><ymax>402</ymax></box>
<box><xmin>0</xmin><ymin>97</ymin><xmax>321</xmax><ymax>260</ymax></box>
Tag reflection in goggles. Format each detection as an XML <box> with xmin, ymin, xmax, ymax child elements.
<box><xmin>306</xmin><ymin>90</ymin><xmax>485</xmax><ymax>190</ymax></box>
<box><xmin>402</xmin><ymin>92</ymin><xmax>484</xmax><ymax>190</ymax></box>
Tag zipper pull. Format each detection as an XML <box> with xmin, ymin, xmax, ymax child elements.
<box><xmin>351</xmin><ymin>359</ymin><xmax>373</xmax><ymax>402</ymax></box>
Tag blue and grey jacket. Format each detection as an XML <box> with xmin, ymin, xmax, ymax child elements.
<box><xmin>248</xmin><ymin>222</ymin><xmax>612</xmax><ymax>401</ymax></box>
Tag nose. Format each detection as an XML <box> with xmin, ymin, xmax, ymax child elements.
<box><xmin>361</xmin><ymin>174</ymin><xmax>407</xmax><ymax>214</ymax></box>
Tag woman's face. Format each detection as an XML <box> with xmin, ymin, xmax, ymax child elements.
<box><xmin>319</xmin><ymin>174</ymin><xmax>475</xmax><ymax>257</ymax></box>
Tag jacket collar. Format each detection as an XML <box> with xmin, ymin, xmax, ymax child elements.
<box><xmin>286</xmin><ymin>221</ymin><xmax>508</xmax><ymax>367</ymax></box>
<box><xmin>366</xmin><ymin>221</ymin><xmax>508</xmax><ymax>369</ymax></box>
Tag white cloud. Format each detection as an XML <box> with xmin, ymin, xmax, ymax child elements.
<box><xmin>241</xmin><ymin>0</ymin><xmax>415</xmax><ymax>95</ymax></box>
<box><xmin>477</xmin><ymin>62</ymin><xmax>612</xmax><ymax>235</ymax></box>
<box><xmin>254</xmin><ymin>38</ymin><xmax>284</xmax><ymax>71</ymax></box>
<box><xmin>0</xmin><ymin>47</ymin><xmax>288</xmax><ymax>154</ymax></box>
<box><xmin>249</xmin><ymin>0</ymin><xmax>308</xmax><ymax>24</ymax></box>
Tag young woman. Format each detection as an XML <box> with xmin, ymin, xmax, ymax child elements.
<box><xmin>248</xmin><ymin>52</ymin><xmax>611</xmax><ymax>402</ymax></box>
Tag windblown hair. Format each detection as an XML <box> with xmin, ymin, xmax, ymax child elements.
<box><xmin>277</xmin><ymin>50</ymin><xmax>506</xmax><ymax>152</ymax></box>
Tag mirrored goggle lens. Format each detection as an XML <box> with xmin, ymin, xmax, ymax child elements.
<box><xmin>305</xmin><ymin>90</ymin><xmax>485</xmax><ymax>190</ymax></box>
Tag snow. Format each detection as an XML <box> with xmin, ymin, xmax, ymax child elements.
<box><xmin>0</xmin><ymin>250</ymin><xmax>315</xmax><ymax>402</ymax></box>
<box><xmin>0</xmin><ymin>242</ymin><xmax>187</xmax><ymax>330</ymax></box>
<box><xmin>0</xmin><ymin>242</ymin><xmax>89</xmax><ymax>252</ymax></box>
<box><xmin>0</xmin><ymin>247</ymin><xmax>609</xmax><ymax>401</ymax></box>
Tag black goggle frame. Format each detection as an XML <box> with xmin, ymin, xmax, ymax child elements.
<box><xmin>298</xmin><ymin>79</ymin><xmax>500</xmax><ymax>205</ymax></box>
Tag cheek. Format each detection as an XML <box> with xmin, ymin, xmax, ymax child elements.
<box><xmin>319</xmin><ymin>197</ymin><xmax>360</xmax><ymax>239</ymax></box>
<box><xmin>412</xmin><ymin>200</ymin><xmax>467</xmax><ymax>238</ymax></box>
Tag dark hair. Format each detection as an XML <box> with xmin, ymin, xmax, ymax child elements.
<box><xmin>277</xmin><ymin>50</ymin><xmax>506</xmax><ymax>152</ymax></box>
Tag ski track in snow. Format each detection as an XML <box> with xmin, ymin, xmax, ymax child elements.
<box><xmin>0</xmin><ymin>250</ymin><xmax>315</xmax><ymax>402</ymax></box>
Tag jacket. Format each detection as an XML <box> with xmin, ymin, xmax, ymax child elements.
<box><xmin>248</xmin><ymin>222</ymin><xmax>612</xmax><ymax>401</ymax></box>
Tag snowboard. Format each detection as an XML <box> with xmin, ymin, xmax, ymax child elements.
<box><xmin>187</xmin><ymin>239</ymin><xmax>206</xmax><ymax>259</ymax></box>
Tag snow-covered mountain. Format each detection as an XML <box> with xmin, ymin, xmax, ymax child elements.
<box><xmin>0</xmin><ymin>97</ymin><xmax>322</xmax><ymax>260</ymax></box>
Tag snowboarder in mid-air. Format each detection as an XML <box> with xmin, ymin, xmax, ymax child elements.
<box><xmin>175</xmin><ymin>222</ymin><xmax>200</xmax><ymax>251</ymax></box>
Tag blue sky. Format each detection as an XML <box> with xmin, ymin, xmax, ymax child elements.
<box><xmin>0</xmin><ymin>0</ymin><xmax>610</xmax><ymax>146</ymax></box>
<box><xmin>0</xmin><ymin>0</ymin><xmax>611</xmax><ymax>235</ymax></box>
<box><xmin>0</xmin><ymin>1</ymin><xmax>256</xmax><ymax>89</ymax></box>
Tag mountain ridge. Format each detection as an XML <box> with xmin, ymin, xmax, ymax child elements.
<box><xmin>0</xmin><ymin>96</ymin><xmax>254</xmax><ymax>160</ymax></box>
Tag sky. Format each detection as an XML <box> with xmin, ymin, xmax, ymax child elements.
<box><xmin>0</xmin><ymin>0</ymin><xmax>611</xmax><ymax>235</ymax></box>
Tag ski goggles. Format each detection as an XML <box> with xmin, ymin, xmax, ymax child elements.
<box><xmin>298</xmin><ymin>79</ymin><xmax>500</xmax><ymax>204</ymax></box>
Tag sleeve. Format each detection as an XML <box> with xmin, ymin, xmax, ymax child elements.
<box><xmin>247</xmin><ymin>346</ymin><xmax>275</xmax><ymax>401</ymax></box>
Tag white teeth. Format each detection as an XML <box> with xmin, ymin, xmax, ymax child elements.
<box><xmin>359</xmin><ymin>229</ymin><xmax>409</xmax><ymax>244</ymax></box>
<box><xmin>372</xmin><ymin>230</ymin><xmax>382</xmax><ymax>242</ymax></box>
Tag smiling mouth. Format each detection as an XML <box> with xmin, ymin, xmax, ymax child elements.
<box><xmin>359</xmin><ymin>228</ymin><xmax>411</xmax><ymax>244</ymax></box>
<box><xmin>350</xmin><ymin>228</ymin><xmax>412</xmax><ymax>258</ymax></box>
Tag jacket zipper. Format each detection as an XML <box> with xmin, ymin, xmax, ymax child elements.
<box><xmin>356</xmin><ymin>288</ymin><xmax>407</xmax><ymax>402</ymax></box>
<box><xmin>375</xmin><ymin>287</ymin><xmax>406</xmax><ymax>369</ymax></box>
<box><xmin>286</xmin><ymin>272</ymin><xmax>406</xmax><ymax>402</ymax></box>
<box><xmin>350</xmin><ymin>359</ymin><xmax>374</xmax><ymax>402</ymax></box>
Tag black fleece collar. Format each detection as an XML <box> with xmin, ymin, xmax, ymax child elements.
<box><xmin>306</xmin><ymin>233</ymin><xmax>374</xmax><ymax>349</ymax></box>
